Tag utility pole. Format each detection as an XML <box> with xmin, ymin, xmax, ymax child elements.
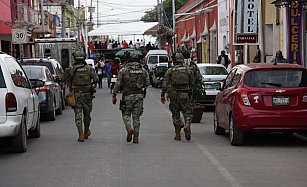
<box><xmin>157</xmin><ymin>0</ymin><xmax>160</xmax><ymax>23</ymax></box>
<box><xmin>77</xmin><ymin>0</ymin><xmax>81</xmax><ymax>42</ymax></box>
<box><xmin>172</xmin><ymin>0</ymin><xmax>176</xmax><ymax>53</ymax></box>
<box><xmin>61</xmin><ymin>4</ymin><xmax>66</xmax><ymax>38</ymax></box>
<box><xmin>40</xmin><ymin>0</ymin><xmax>45</xmax><ymax>38</ymax></box>
<box><xmin>97</xmin><ymin>0</ymin><xmax>99</xmax><ymax>27</ymax></box>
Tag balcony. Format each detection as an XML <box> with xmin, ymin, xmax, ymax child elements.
<box><xmin>14</xmin><ymin>3</ymin><xmax>39</xmax><ymax>26</ymax></box>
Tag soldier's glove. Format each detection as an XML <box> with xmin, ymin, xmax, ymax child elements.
<box><xmin>112</xmin><ymin>95</ymin><xmax>117</xmax><ymax>105</ymax></box>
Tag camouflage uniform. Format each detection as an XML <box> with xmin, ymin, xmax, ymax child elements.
<box><xmin>161</xmin><ymin>53</ymin><xmax>195</xmax><ymax>141</ymax></box>
<box><xmin>64</xmin><ymin>51</ymin><xmax>98</xmax><ymax>142</ymax></box>
<box><xmin>113</xmin><ymin>61</ymin><xmax>150</xmax><ymax>143</ymax></box>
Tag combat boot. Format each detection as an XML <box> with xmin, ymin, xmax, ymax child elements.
<box><xmin>78</xmin><ymin>131</ymin><xmax>84</xmax><ymax>142</ymax></box>
<box><xmin>133</xmin><ymin>132</ymin><xmax>139</xmax><ymax>144</ymax></box>
<box><xmin>126</xmin><ymin>125</ymin><xmax>134</xmax><ymax>142</ymax></box>
<box><xmin>84</xmin><ymin>129</ymin><xmax>91</xmax><ymax>139</ymax></box>
<box><xmin>184</xmin><ymin>124</ymin><xmax>191</xmax><ymax>141</ymax></box>
<box><xmin>174</xmin><ymin>129</ymin><xmax>181</xmax><ymax>141</ymax></box>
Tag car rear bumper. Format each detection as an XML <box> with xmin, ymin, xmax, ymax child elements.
<box><xmin>235</xmin><ymin>106</ymin><xmax>307</xmax><ymax>131</ymax></box>
<box><xmin>39</xmin><ymin>103</ymin><xmax>54</xmax><ymax>114</ymax></box>
<box><xmin>0</xmin><ymin>115</ymin><xmax>22</xmax><ymax>137</ymax></box>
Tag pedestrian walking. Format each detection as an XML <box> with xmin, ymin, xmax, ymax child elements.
<box><xmin>112</xmin><ymin>52</ymin><xmax>150</xmax><ymax>144</ymax></box>
<box><xmin>161</xmin><ymin>53</ymin><xmax>195</xmax><ymax>141</ymax></box>
<box><xmin>271</xmin><ymin>50</ymin><xmax>288</xmax><ymax>64</ymax></box>
<box><xmin>217</xmin><ymin>50</ymin><xmax>230</xmax><ymax>68</ymax></box>
<box><xmin>96</xmin><ymin>60</ymin><xmax>105</xmax><ymax>89</ymax></box>
<box><xmin>64</xmin><ymin>50</ymin><xmax>98</xmax><ymax>142</ymax></box>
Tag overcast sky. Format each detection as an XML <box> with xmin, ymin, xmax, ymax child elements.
<box><xmin>78</xmin><ymin>0</ymin><xmax>157</xmax><ymax>26</ymax></box>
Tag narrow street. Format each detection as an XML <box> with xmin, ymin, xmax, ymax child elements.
<box><xmin>0</xmin><ymin>83</ymin><xmax>307</xmax><ymax>187</ymax></box>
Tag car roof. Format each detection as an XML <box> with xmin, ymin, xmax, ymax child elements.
<box><xmin>235</xmin><ymin>63</ymin><xmax>306</xmax><ymax>71</ymax></box>
<box><xmin>197</xmin><ymin>63</ymin><xmax>227</xmax><ymax>68</ymax></box>
<box><xmin>146</xmin><ymin>50</ymin><xmax>168</xmax><ymax>56</ymax></box>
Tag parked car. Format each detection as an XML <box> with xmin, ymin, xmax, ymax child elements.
<box><xmin>214</xmin><ymin>63</ymin><xmax>307</xmax><ymax>146</ymax></box>
<box><xmin>22</xmin><ymin>65</ymin><xmax>63</xmax><ymax>121</ymax></box>
<box><xmin>85</xmin><ymin>59</ymin><xmax>95</xmax><ymax>69</ymax></box>
<box><xmin>0</xmin><ymin>53</ymin><xmax>40</xmax><ymax>153</ymax></box>
<box><xmin>19</xmin><ymin>58</ymin><xmax>65</xmax><ymax>109</ymax></box>
<box><xmin>197</xmin><ymin>64</ymin><xmax>228</xmax><ymax>106</ymax></box>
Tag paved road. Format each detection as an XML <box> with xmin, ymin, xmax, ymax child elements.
<box><xmin>1</xmin><ymin>84</ymin><xmax>307</xmax><ymax>187</ymax></box>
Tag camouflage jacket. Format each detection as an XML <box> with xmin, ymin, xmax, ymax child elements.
<box><xmin>113</xmin><ymin>62</ymin><xmax>150</xmax><ymax>95</ymax></box>
<box><xmin>161</xmin><ymin>63</ymin><xmax>195</xmax><ymax>96</ymax></box>
<box><xmin>64</xmin><ymin>63</ymin><xmax>98</xmax><ymax>91</ymax></box>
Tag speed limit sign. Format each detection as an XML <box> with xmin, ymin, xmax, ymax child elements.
<box><xmin>12</xmin><ymin>29</ymin><xmax>27</xmax><ymax>44</ymax></box>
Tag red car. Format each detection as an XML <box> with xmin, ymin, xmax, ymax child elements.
<box><xmin>214</xmin><ymin>63</ymin><xmax>307</xmax><ymax>145</ymax></box>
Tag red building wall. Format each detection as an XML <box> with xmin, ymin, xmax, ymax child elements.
<box><xmin>176</xmin><ymin>0</ymin><xmax>218</xmax><ymax>63</ymax></box>
<box><xmin>0</xmin><ymin>0</ymin><xmax>13</xmax><ymax>35</ymax></box>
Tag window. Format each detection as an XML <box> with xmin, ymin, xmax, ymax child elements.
<box><xmin>159</xmin><ymin>56</ymin><xmax>169</xmax><ymax>63</ymax></box>
<box><xmin>244</xmin><ymin>69</ymin><xmax>307</xmax><ymax>88</ymax></box>
<box><xmin>23</xmin><ymin>67</ymin><xmax>45</xmax><ymax>80</ymax></box>
<box><xmin>45</xmin><ymin>69</ymin><xmax>53</xmax><ymax>81</ymax></box>
<box><xmin>223</xmin><ymin>69</ymin><xmax>236</xmax><ymax>89</ymax></box>
<box><xmin>5</xmin><ymin>57</ymin><xmax>30</xmax><ymax>88</ymax></box>
<box><xmin>199</xmin><ymin>66</ymin><xmax>228</xmax><ymax>75</ymax></box>
<box><xmin>230</xmin><ymin>68</ymin><xmax>243</xmax><ymax>87</ymax></box>
<box><xmin>0</xmin><ymin>67</ymin><xmax>6</xmax><ymax>88</ymax></box>
<box><xmin>148</xmin><ymin>56</ymin><xmax>158</xmax><ymax>64</ymax></box>
<box><xmin>44</xmin><ymin>49</ymin><xmax>51</xmax><ymax>57</ymax></box>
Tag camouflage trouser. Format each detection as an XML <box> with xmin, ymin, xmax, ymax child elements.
<box><xmin>121</xmin><ymin>94</ymin><xmax>144</xmax><ymax>133</ymax></box>
<box><xmin>169</xmin><ymin>93</ymin><xmax>193</xmax><ymax>130</ymax></box>
<box><xmin>73</xmin><ymin>92</ymin><xmax>93</xmax><ymax>132</ymax></box>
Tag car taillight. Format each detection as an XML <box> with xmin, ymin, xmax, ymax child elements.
<box><xmin>237</xmin><ymin>88</ymin><xmax>251</xmax><ymax>106</ymax></box>
<box><xmin>6</xmin><ymin>92</ymin><xmax>17</xmax><ymax>112</ymax></box>
<box><xmin>34</xmin><ymin>84</ymin><xmax>50</xmax><ymax>92</ymax></box>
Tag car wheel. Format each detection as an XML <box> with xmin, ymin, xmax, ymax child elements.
<box><xmin>11</xmin><ymin>115</ymin><xmax>27</xmax><ymax>153</ymax></box>
<box><xmin>56</xmin><ymin>98</ymin><xmax>63</xmax><ymax>115</ymax></box>
<box><xmin>213</xmin><ymin>111</ymin><xmax>225</xmax><ymax>135</ymax></box>
<box><xmin>229</xmin><ymin>115</ymin><xmax>244</xmax><ymax>146</ymax></box>
<box><xmin>192</xmin><ymin>108</ymin><xmax>204</xmax><ymax>123</ymax></box>
<box><xmin>29</xmin><ymin>111</ymin><xmax>41</xmax><ymax>138</ymax></box>
<box><xmin>46</xmin><ymin>101</ymin><xmax>56</xmax><ymax>121</ymax></box>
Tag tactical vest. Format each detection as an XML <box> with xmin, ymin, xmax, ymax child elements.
<box><xmin>72</xmin><ymin>65</ymin><xmax>91</xmax><ymax>86</ymax></box>
<box><xmin>123</xmin><ymin>68</ymin><xmax>144</xmax><ymax>89</ymax></box>
<box><xmin>170</xmin><ymin>66</ymin><xmax>189</xmax><ymax>87</ymax></box>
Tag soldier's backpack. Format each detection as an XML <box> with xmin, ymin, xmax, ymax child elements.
<box><xmin>170</xmin><ymin>66</ymin><xmax>189</xmax><ymax>87</ymax></box>
<box><xmin>71</xmin><ymin>65</ymin><xmax>91</xmax><ymax>86</ymax></box>
<box><xmin>124</xmin><ymin>66</ymin><xmax>144</xmax><ymax>89</ymax></box>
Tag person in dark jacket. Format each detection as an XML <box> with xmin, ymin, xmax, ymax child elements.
<box><xmin>217</xmin><ymin>50</ymin><xmax>230</xmax><ymax>68</ymax></box>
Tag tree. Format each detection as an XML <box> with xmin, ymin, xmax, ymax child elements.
<box><xmin>141</xmin><ymin>0</ymin><xmax>188</xmax><ymax>29</ymax></box>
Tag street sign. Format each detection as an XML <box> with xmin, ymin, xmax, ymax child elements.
<box><xmin>12</xmin><ymin>29</ymin><xmax>28</xmax><ymax>44</ymax></box>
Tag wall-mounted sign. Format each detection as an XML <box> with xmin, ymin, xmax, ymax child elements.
<box><xmin>234</xmin><ymin>0</ymin><xmax>259</xmax><ymax>44</ymax></box>
<box><xmin>287</xmin><ymin>1</ymin><xmax>303</xmax><ymax>65</ymax></box>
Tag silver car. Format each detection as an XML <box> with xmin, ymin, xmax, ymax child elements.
<box><xmin>197</xmin><ymin>63</ymin><xmax>228</xmax><ymax>106</ymax></box>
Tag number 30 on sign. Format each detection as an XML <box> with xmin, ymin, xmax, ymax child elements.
<box><xmin>12</xmin><ymin>29</ymin><xmax>27</xmax><ymax>44</ymax></box>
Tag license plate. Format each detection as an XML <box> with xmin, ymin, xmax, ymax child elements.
<box><xmin>272</xmin><ymin>96</ymin><xmax>290</xmax><ymax>106</ymax></box>
<box><xmin>111</xmin><ymin>78</ymin><xmax>117</xmax><ymax>82</ymax></box>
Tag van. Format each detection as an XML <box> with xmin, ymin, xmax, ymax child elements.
<box><xmin>145</xmin><ymin>50</ymin><xmax>169</xmax><ymax>71</ymax></box>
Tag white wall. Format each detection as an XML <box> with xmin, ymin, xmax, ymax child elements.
<box><xmin>218</xmin><ymin>0</ymin><xmax>230</xmax><ymax>55</ymax></box>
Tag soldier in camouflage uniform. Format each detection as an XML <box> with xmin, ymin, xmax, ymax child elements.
<box><xmin>161</xmin><ymin>53</ymin><xmax>195</xmax><ymax>141</ymax></box>
<box><xmin>112</xmin><ymin>52</ymin><xmax>150</xmax><ymax>144</ymax></box>
<box><xmin>64</xmin><ymin>50</ymin><xmax>98</xmax><ymax>142</ymax></box>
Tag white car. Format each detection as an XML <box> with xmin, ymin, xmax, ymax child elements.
<box><xmin>0</xmin><ymin>53</ymin><xmax>40</xmax><ymax>153</ymax></box>
<box><xmin>197</xmin><ymin>63</ymin><xmax>228</xmax><ymax>106</ymax></box>
<box><xmin>85</xmin><ymin>59</ymin><xmax>95</xmax><ymax>69</ymax></box>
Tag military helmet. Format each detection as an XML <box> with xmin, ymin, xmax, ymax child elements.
<box><xmin>73</xmin><ymin>50</ymin><xmax>86</xmax><ymax>63</ymax></box>
<box><xmin>174</xmin><ymin>53</ymin><xmax>184</xmax><ymax>63</ymax></box>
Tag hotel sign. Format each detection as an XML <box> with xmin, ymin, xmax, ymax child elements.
<box><xmin>234</xmin><ymin>0</ymin><xmax>259</xmax><ymax>44</ymax></box>
<box><xmin>287</xmin><ymin>1</ymin><xmax>302</xmax><ymax>65</ymax></box>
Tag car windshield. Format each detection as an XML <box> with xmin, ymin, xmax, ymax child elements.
<box><xmin>21</xmin><ymin>60</ymin><xmax>54</xmax><ymax>74</ymax></box>
<box><xmin>159</xmin><ymin>56</ymin><xmax>169</xmax><ymax>63</ymax></box>
<box><xmin>23</xmin><ymin>67</ymin><xmax>46</xmax><ymax>80</ymax></box>
<box><xmin>244</xmin><ymin>69</ymin><xmax>307</xmax><ymax>88</ymax></box>
<box><xmin>148</xmin><ymin>56</ymin><xmax>158</xmax><ymax>64</ymax></box>
<box><xmin>199</xmin><ymin>66</ymin><xmax>228</xmax><ymax>75</ymax></box>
